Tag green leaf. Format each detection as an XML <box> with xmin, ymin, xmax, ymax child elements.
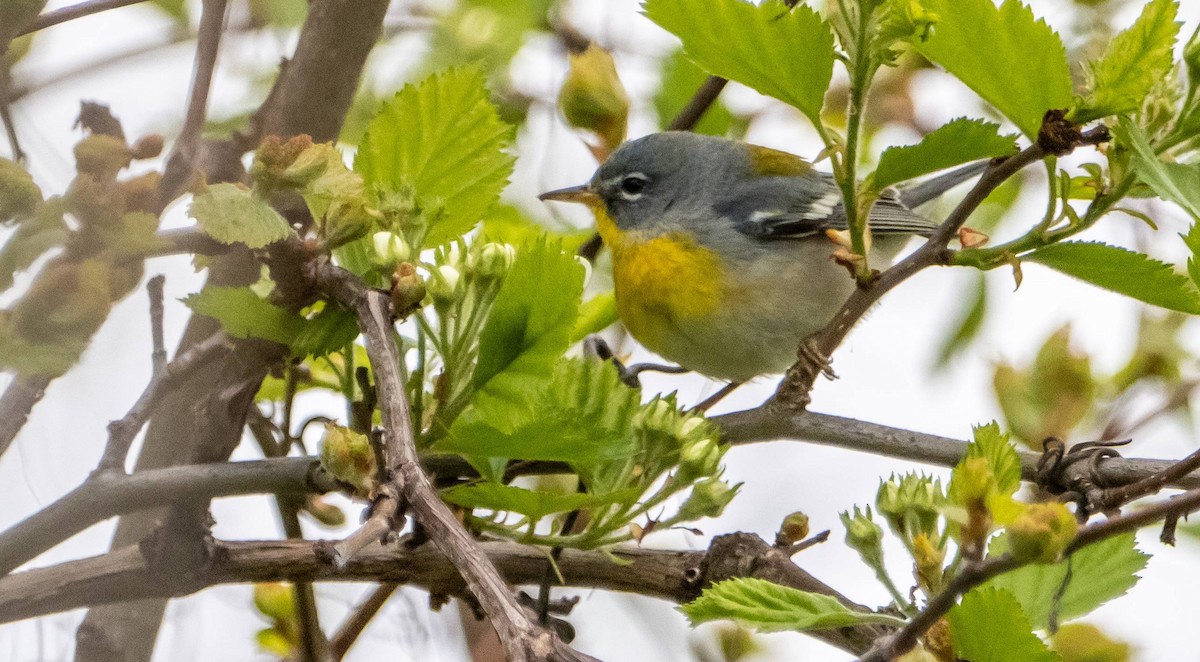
<box><xmin>189</xmin><ymin>183</ymin><xmax>292</xmax><ymax>249</ymax></box>
<box><xmin>291</xmin><ymin>304</ymin><xmax>360</xmax><ymax>358</ymax></box>
<box><xmin>467</xmin><ymin>239</ymin><xmax>585</xmax><ymax>432</ymax></box>
<box><xmin>948</xmin><ymin>587</ymin><xmax>1061</xmax><ymax>662</ymax></box>
<box><xmin>437</xmin><ymin>359</ymin><xmax>639</xmax><ymax>464</ymax></box>
<box><xmin>871</xmin><ymin>118</ymin><xmax>1015</xmax><ymax>191</ymax></box>
<box><xmin>1122</xmin><ymin>118</ymin><xmax>1200</xmax><ymax>221</ymax></box>
<box><xmin>1075</xmin><ymin>0</ymin><xmax>1179</xmax><ymax>122</ymax></box>
<box><xmin>1026</xmin><ymin>241</ymin><xmax>1200</xmax><ymax>314</ymax></box>
<box><xmin>184</xmin><ymin>287</ymin><xmax>306</xmax><ymax>346</ymax></box>
<box><xmin>479</xmin><ymin>204</ymin><xmax>593</xmax><ymax>253</ymax></box>
<box><xmin>911</xmin><ymin>0</ymin><xmax>1073</xmax><ymax>139</ymax></box>
<box><xmin>355</xmin><ymin>68</ymin><xmax>515</xmax><ymax>248</ymax></box>
<box><xmin>986</xmin><ymin>533</ymin><xmax>1149</xmax><ymax>629</ymax></box>
<box><xmin>948</xmin><ymin>421</ymin><xmax>1022</xmax><ymax>504</ymax></box>
<box><xmin>681</xmin><ymin>578</ymin><xmax>904</xmax><ymax>633</ymax></box>
<box><xmin>0</xmin><ymin>198</ymin><xmax>67</xmax><ymax>291</ymax></box>
<box><xmin>935</xmin><ymin>273</ymin><xmax>987</xmax><ymax>368</ymax></box>
<box><xmin>1182</xmin><ymin>222</ymin><xmax>1200</xmax><ymax>289</ymax></box>
<box><xmin>653</xmin><ymin>48</ymin><xmax>734</xmax><ymax>135</ymax></box>
<box><xmin>1050</xmin><ymin>623</ymin><xmax>1132</xmax><ymax>662</ymax></box>
<box><xmin>643</xmin><ymin>0</ymin><xmax>834</xmax><ymax>127</ymax></box>
<box><xmin>441</xmin><ymin>482</ymin><xmax>633</xmax><ymax>522</ymax></box>
<box><xmin>572</xmin><ymin>292</ymin><xmax>618</xmax><ymax>342</ymax></box>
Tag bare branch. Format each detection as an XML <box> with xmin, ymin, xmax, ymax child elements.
<box><xmin>713</xmin><ymin>408</ymin><xmax>1200</xmax><ymax>490</ymax></box>
<box><xmin>330</xmin><ymin>583</ymin><xmax>400</xmax><ymax>661</ymax></box>
<box><xmin>172</xmin><ymin>0</ymin><xmax>228</xmax><ymax>164</ymax></box>
<box><xmin>667</xmin><ymin>76</ymin><xmax>729</xmax><ymax>131</ymax></box>
<box><xmin>20</xmin><ymin>0</ymin><xmax>153</xmax><ymax>36</ymax></box>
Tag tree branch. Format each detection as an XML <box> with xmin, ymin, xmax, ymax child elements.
<box><xmin>316</xmin><ymin>260</ymin><xmax>593</xmax><ymax>661</ymax></box>
<box><xmin>0</xmin><ymin>374</ymin><xmax>51</xmax><ymax>458</ymax></box>
<box><xmin>19</xmin><ymin>0</ymin><xmax>152</xmax><ymax>36</ymax></box>
<box><xmin>713</xmin><ymin>408</ymin><xmax>1200</xmax><ymax>490</ymax></box>
<box><xmin>667</xmin><ymin>75</ymin><xmax>728</xmax><ymax>131</ymax></box>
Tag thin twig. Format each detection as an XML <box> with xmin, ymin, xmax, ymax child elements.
<box><xmin>96</xmin><ymin>332</ymin><xmax>233</xmax><ymax>472</ymax></box>
<box><xmin>329</xmin><ymin>583</ymin><xmax>400</xmax><ymax>661</ymax></box>
<box><xmin>147</xmin><ymin>275</ymin><xmax>167</xmax><ymax>374</ymax></box>
<box><xmin>667</xmin><ymin>75</ymin><xmax>729</xmax><ymax>131</ymax></box>
<box><xmin>20</xmin><ymin>0</ymin><xmax>153</xmax><ymax>36</ymax></box>
<box><xmin>0</xmin><ymin>374</ymin><xmax>52</xmax><ymax>459</ymax></box>
<box><xmin>329</xmin><ymin>485</ymin><xmax>401</xmax><ymax>569</ymax></box>
<box><xmin>174</xmin><ymin>0</ymin><xmax>228</xmax><ymax>162</ymax></box>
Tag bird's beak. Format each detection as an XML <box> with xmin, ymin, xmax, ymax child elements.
<box><xmin>538</xmin><ymin>184</ymin><xmax>599</xmax><ymax>204</ymax></box>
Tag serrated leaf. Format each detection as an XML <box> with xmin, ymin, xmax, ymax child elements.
<box><xmin>466</xmin><ymin>239</ymin><xmax>584</xmax><ymax>432</ymax></box>
<box><xmin>1076</xmin><ymin>0</ymin><xmax>1179</xmax><ymax>122</ymax></box>
<box><xmin>189</xmin><ymin>183</ymin><xmax>292</xmax><ymax>248</ymax></box>
<box><xmin>985</xmin><ymin>533</ymin><xmax>1149</xmax><ymax>629</ymax></box>
<box><xmin>355</xmin><ymin>68</ymin><xmax>514</xmax><ymax>248</ymax></box>
<box><xmin>437</xmin><ymin>359</ymin><xmax>639</xmax><ymax>463</ymax></box>
<box><xmin>911</xmin><ymin>0</ymin><xmax>1073</xmax><ymax>139</ymax></box>
<box><xmin>872</xmin><ymin>118</ymin><xmax>1015</xmax><ymax>191</ymax></box>
<box><xmin>1182</xmin><ymin>222</ymin><xmax>1200</xmax><ymax>289</ymax></box>
<box><xmin>441</xmin><ymin>482</ymin><xmax>635</xmax><ymax>522</ymax></box>
<box><xmin>643</xmin><ymin>0</ymin><xmax>834</xmax><ymax>127</ymax></box>
<box><xmin>681</xmin><ymin>578</ymin><xmax>903</xmax><ymax>633</ymax></box>
<box><xmin>1026</xmin><ymin>241</ymin><xmax>1200</xmax><ymax>314</ymax></box>
<box><xmin>184</xmin><ymin>287</ymin><xmax>305</xmax><ymax>346</ymax></box>
<box><xmin>949</xmin><ymin>588</ymin><xmax>1061</xmax><ymax>662</ymax></box>
<box><xmin>1122</xmin><ymin>118</ymin><xmax>1200</xmax><ymax>222</ymax></box>
<box><xmin>949</xmin><ymin>422</ymin><xmax>1022</xmax><ymax>503</ymax></box>
<box><xmin>654</xmin><ymin>48</ymin><xmax>734</xmax><ymax>135</ymax></box>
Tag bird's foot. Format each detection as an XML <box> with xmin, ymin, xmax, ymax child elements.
<box><xmin>583</xmin><ymin>335</ymin><xmax>688</xmax><ymax>388</ymax></box>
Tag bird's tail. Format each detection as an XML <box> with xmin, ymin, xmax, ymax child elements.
<box><xmin>898</xmin><ymin>160</ymin><xmax>989</xmax><ymax>209</ymax></box>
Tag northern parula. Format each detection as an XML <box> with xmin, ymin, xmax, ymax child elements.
<box><xmin>539</xmin><ymin>132</ymin><xmax>982</xmax><ymax>382</ymax></box>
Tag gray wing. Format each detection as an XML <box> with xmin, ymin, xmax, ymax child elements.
<box><xmin>717</xmin><ymin>173</ymin><xmax>938</xmax><ymax>240</ymax></box>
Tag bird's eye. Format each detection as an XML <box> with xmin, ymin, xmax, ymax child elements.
<box><xmin>619</xmin><ymin>175</ymin><xmax>648</xmax><ymax>197</ymax></box>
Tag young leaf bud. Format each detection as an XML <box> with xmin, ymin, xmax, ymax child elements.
<box><xmin>676</xmin><ymin>478</ymin><xmax>739</xmax><ymax>520</ymax></box>
<box><xmin>776</xmin><ymin>511</ymin><xmax>811</xmax><ymax>546</ymax></box>
<box><xmin>390</xmin><ymin>262</ymin><xmax>426</xmax><ymax>318</ymax></box>
<box><xmin>303</xmin><ymin>495</ymin><xmax>347</xmax><ymax>527</ymax></box>
<box><xmin>318</xmin><ymin>422</ymin><xmax>378</xmax><ymax>498</ymax></box>
<box><xmin>468</xmin><ymin>242</ymin><xmax>516</xmax><ymax>280</ymax></box>
<box><xmin>1006</xmin><ymin>502</ymin><xmax>1078</xmax><ymax>564</ymax></box>
<box><xmin>129</xmin><ymin>134</ymin><xmax>165</xmax><ymax>160</ymax></box>
<box><xmin>0</xmin><ymin>158</ymin><xmax>42</xmax><ymax>224</ymax></box>
<box><xmin>253</xmin><ymin>583</ymin><xmax>296</xmax><ymax>622</ymax></box>
<box><xmin>73</xmin><ymin>134</ymin><xmax>132</xmax><ymax>181</ymax></box>
<box><xmin>559</xmin><ymin>44</ymin><xmax>630</xmax><ymax>155</ymax></box>
<box><xmin>840</xmin><ymin>505</ymin><xmax>885</xmax><ymax>569</ymax></box>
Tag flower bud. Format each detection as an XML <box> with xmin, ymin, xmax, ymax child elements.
<box><xmin>322</xmin><ymin>199</ymin><xmax>373</xmax><ymax>249</ymax></box>
<box><xmin>676</xmin><ymin>478</ymin><xmax>739</xmax><ymax>520</ymax></box>
<box><xmin>675</xmin><ymin>415</ymin><xmax>707</xmax><ymax>441</ymax></box>
<box><xmin>840</xmin><ymin>506</ymin><xmax>885</xmax><ymax>569</ymax></box>
<box><xmin>777</xmin><ymin>511</ymin><xmax>811</xmax><ymax>546</ymax></box>
<box><xmin>1006</xmin><ymin>502</ymin><xmax>1078</xmax><ymax>564</ymax></box>
<box><xmin>468</xmin><ymin>242</ymin><xmax>516</xmax><ymax>280</ymax></box>
<box><xmin>678</xmin><ymin>436</ymin><xmax>721</xmax><ymax>480</ymax></box>
<box><xmin>427</xmin><ymin>264</ymin><xmax>463</xmax><ymax>306</ymax></box>
<box><xmin>876</xmin><ymin>473</ymin><xmax>943</xmax><ymax>542</ymax></box>
<box><xmin>304</xmin><ymin>495</ymin><xmax>347</xmax><ymax>527</ymax></box>
<box><xmin>372</xmin><ymin>231</ymin><xmax>411</xmax><ymax>271</ymax></box>
<box><xmin>633</xmin><ymin>399</ymin><xmax>676</xmax><ymax>433</ymax></box>
<box><xmin>318</xmin><ymin>422</ymin><xmax>377</xmax><ymax>498</ymax></box>
<box><xmin>129</xmin><ymin>134</ymin><xmax>165</xmax><ymax>160</ymax></box>
<box><xmin>912</xmin><ymin>532</ymin><xmax>946</xmax><ymax>593</ymax></box>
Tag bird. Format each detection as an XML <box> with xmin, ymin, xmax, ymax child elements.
<box><xmin>539</xmin><ymin>131</ymin><xmax>983</xmax><ymax>383</ymax></box>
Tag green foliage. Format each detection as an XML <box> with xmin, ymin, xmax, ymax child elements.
<box><xmin>1026</xmin><ymin>242</ymin><xmax>1200</xmax><ymax>315</ymax></box>
<box><xmin>948</xmin><ymin>587</ymin><xmax>1061</xmax><ymax>662</ymax></box>
<box><xmin>681</xmin><ymin>578</ymin><xmax>905</xmax><ymax>632</ymax></box>
<box><xmin>985</xmin><ymin>533</ymin><xmax>1149</xmax><ymax>630</ymax></box>
<box><xmin>643</xmin><ymin>0</ymin><xmax>834</xmax><ymax>128</ymax></box>
<box><xmin>654</xmin><ymin>49</ymin><xmax>734</xmax><ymax>135</ymax></box>
<box><xmin>468</xmin><ymin>239</ymin><xmax>585</xmax><ymax>433</ymax></box>
<box><xmin>870</xmin><ymin>118</ymin><xmax>1015</xmax><ymax>191</ymax></box>
<box><xmin>189</xmin><ymin>183</ymin><xmax>293</xmax><ymax>249</ymax></box>
<box><xmin>1050</xmin><ymin>623</ymin><xmax>1133</xmax><ymax>662</ymax></box>
<box><xmin>355</xmin><ymin>68</ymin><xmax>514</xmax><ymax>249</ymax></box>
<box><xmin>184</xmin><ymin>288</ymin><xmax>357</xmax><ymax>357</ymax></box>
<box><xmin>1122</xmin><ymin>118</ymin><xmax>1200</xmax><ymax>221</ymax></box>
<box><xmin>910</xmin><ymin>0</ymin><xmax>1073</xmax><ymax>139</ymax></box>
<box><xmin>441</xmin><ymin>482</ymin><xmax>634</xmax><ymax>524</ymax></box>
<box><xmin>993</xmin><ymin>327</ymin><xmax>1096</xmax><ymax>446</ymax></box>
<box><xmin>0</xmin><ymin>157</ymin><xmax>42</xmax><ymax>224</ymax></box>
<box><xmin>0</xmin><ymin>198</ymin><xmax>67</xmax><ymax>290</ymax></box>
<box><xmin>1183</xmin><ymin>222</ymin><xmax>1200</xmax><ymax>290</ymax></box>
<box><xmin>1075</xmin><ymin>0</ymin><xmax>1180</xmax><ymax>122</ymax></box>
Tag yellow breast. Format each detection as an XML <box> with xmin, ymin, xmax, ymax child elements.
<box><xmin>593</xmin><ymin>208</ymin><xmax>725</xmax><ymax>350</ymax></box>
